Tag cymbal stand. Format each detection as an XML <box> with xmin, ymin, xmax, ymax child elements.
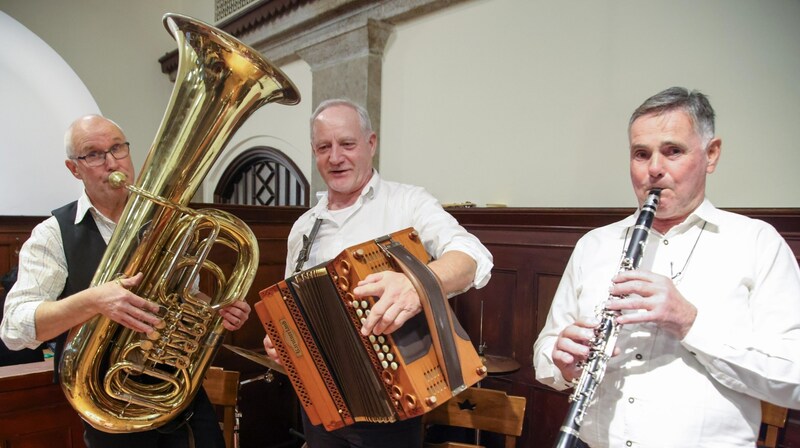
<box><xmin>233</xmin><ymin>369</ymin><xmax>278</xmax><ymax>448</ymax></box>
<box><xmin>239</xmin><ymin>370</ymin><xmax>276</xmax><ymax>386</ymax></box>
<box><xmin>234</xmin><ymin>402</ymin><xmax>241</xmax><ymax>448</ymax></box>
<box><xmin>475</xmin><ymin>300</ymin><xmax>485</xmax><ymax>446</ymax></box>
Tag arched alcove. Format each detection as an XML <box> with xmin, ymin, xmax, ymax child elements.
<box><xmin>213</xmin><ymin>147</ymin><xmax>309</xmax><ymax>206</ymax></box>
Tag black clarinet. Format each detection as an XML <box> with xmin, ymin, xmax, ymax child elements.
<box><xmin>553</xmin><ymin>189</ymin><xmax>662</xmax><ymax>448</ymax></box>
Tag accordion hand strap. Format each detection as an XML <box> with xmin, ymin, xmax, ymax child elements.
<box><xmin>381</xmin><ymin>239</ymin><xmax>466</xmax><ymax>394</ymax></box>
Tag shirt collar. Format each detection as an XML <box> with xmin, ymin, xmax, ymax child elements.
<box><xmin>619</xmin><ymin>197</ymin><xmax>719</xmax><ymax>237</ymax></box>
<box><xmin>76</xmin><ymin>190</ymin><xmax>115</xmax><ymax>226</ymax></box>
<box><xmin>75</xmin><ymin>191</ymin><xmax>95</xmax><ymax>224</ymax></box>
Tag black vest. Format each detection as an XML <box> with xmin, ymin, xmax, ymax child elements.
<box><xmin>52</xmin><ymin>201</ymin><xmax>107</xmax><ymax>379</ymax></box>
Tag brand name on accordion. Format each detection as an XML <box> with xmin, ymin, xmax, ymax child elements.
<box><xmin>280</xmin><ymin>318</ymin><xmax>303</xmax><ymax>357</ymax></box>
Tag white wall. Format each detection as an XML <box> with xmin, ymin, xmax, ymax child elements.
<box><xmin>1</xmin><ymin>0</ymin><xmax>798</xmax><ymax>213</ymax></box>
<box><xmin>0</xmin><ymin>0</ymin><xmax>311</xmax><ymax>211</ymax></box>
<box><xmin>0</xmin><ymin>12</ymin><xmax>97</xmax><ymax>215</ymax></box>
<box><xmin>0</xmin><ymin>1</ymin><xmax>209</xmax><ymax>173</ymax></box>
<box><xmin>381</xmin><ymin>0</ymin><xmax>800</xmax><ymax>207</ymax></box>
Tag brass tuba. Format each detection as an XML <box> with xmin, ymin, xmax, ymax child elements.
<box><xmin>59</xmin><ymin>13</ymin><xmax>300</xmax><ymax>432</ymax></box>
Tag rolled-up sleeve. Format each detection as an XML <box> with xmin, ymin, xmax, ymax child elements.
<box><xmin>411</xmin><ymin>188</ymin><xmax>493</xmax><ymax>291</ymax></box>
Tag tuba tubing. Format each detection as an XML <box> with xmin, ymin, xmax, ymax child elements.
<box><xmin>59</xmin><ymin>13</ymin><xmax>300</xmax><ymax>432</ymax></box>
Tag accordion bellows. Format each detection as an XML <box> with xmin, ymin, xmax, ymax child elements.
<box><xmin>255</xmin><ymin>228</ymin><xmax>486</xmax><ymax>431</ymax></box>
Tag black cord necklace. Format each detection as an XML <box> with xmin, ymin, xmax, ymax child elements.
<box><xmin>669</xmin><ymin>221</ymin><xmax>707</xmax><ymax>282</ymax></box>
<box><xmin>620</xmin><ymin>220</ymin><xmax>707</xmax><ymax>282</ymax></box>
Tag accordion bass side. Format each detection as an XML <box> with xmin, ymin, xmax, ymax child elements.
<box><xmin>255</xmin><ymin>227</ymin><xmax>487</xmax><ymax>431</ymax></box>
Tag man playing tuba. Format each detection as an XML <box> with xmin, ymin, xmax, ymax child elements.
<box><xmin>0</xmin><ymin>115</ymin><xmax>250</xmax><ymax>448</ymax></box>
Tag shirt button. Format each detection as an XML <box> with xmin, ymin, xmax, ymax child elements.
<box><xmin>690</xmin><ymin>351</ymin><xmax>697</xmax><ymax>356</ymax></box>
<box><xmin>635</xmin><ymin>353</ymin><xmax>643</xmax><ymax>360</ymax></box>
<box><xmin>626</xmin><ymin>441</ymin><xmax>633</xmax><ymax>447</ymax></box>
<box><xmin>628</xmin><ymin>397</ymin><xmax>635</xmax><ymax>404</ymax></box>
<box><xmin>663</xmin><ymin>239</ymin><xmax>669</xmax><ymax>245</ymax></box>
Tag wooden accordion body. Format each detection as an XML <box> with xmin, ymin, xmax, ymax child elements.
<box><xmin>255</xmin><ymin>228</ymin><xmax>486</xmax><ymax>431</ymax></box>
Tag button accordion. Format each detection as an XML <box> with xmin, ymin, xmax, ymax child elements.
<box><xmin>255</xmin><ymin>228</ymin><xmax>486</xmax><ymax>431</ymax></box>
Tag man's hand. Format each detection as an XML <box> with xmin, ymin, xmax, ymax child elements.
<box><xmin>604</xmin><ymin>270</ymin><xmax>697</xmax><ymax>339</ymax></box>
<box><xmin>93</xmin><ymin>272</ymin><xmax>161</xmax><ymax>333</ymax></box>
<box><xmin>219</xmin><ymin>300</ymin><xmax>251</xmax><ymax>331</ymax></box>
<box><xmin>354</xmin><ymin>271</ymin><xmax>422</xmax><ymax>336</ymax></box>
<box><xmin>552</xmin><ymin>318</ymin><xmax>600</xmax><ymax>383</ymax></box>
<box><xmin>263</xmin><ymin>334</ymin><xmax>282</xmax><ymax>365</ymax></box>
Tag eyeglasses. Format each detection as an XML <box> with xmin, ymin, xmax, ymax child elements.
<box><xmin>72</xmin><ymin>142</ymin><xmax>130</xmax><ymax>167</ymax></box>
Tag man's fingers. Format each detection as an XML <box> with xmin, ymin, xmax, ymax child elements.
<box><xmin>381</xmin><ymin>309</ymin><xmax>415</xmax><ymax>334</ymax></box>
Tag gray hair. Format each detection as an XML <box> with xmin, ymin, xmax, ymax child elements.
<box><xmin>64</xmin><ymin>114</ymin><xmax>124</xmax><ymax>158</ymax></box>
<box><xmin>310</xmin><ymin>99</ymin><xmax>373</xmax><ymax>141</ymax></box>
<box><xmin>629</xmin><ymin>87</ymin><xmax>716</xmax><ymax>145</ymax></box>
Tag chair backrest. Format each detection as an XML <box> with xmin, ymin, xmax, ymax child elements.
<box><xmin>758</xmin><ymin>401</ymin><xmax>788</xmax><ymax>448</ymax></box>
<box><xmin>423</xmin><ymin>387</ymin><xmax>527</xmax><ymax>448</ymax></box>
<box><xmin>204</xmin><ymin>367</ymin><xmax>241</xmax><ymax>448</ymax></box>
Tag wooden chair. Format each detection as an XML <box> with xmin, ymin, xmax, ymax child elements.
<box><xmin>423</xmin><ymin>387</ymin><xmax>527</xmax><ymax>448</ymax></box>
<box><xmin>204</xmin><ymin>367</ymin><xmax>241</xmax><ymax>448</ymax></box>
<box><xmin>758</xmin><ymin>401</ymin><xmax>788</xmax><ymax>448</ymax></box>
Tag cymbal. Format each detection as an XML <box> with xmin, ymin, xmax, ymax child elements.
<box><xmin>222</xmin><ymin>344</ymin><xmax>286</xmax><ymax>375</ymax></box>
<box><xmin>480</xmin><ymin>354</ymin><xmax>521</xmax><ymax>375</ymax></box>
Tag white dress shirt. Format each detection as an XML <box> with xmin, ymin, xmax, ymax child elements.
<box><xmin>1</xmin><ymin>192</ymin><xmax>115</xmax><ymax>349</ymax></box>
<box><xmin>285</xmin><ymin>170</ymin><xmax>493</xmax><ymax>291</ymax></box>
<box><xmin>534</xmin><ymin>199</ymin><xmax>800</xmax><ymax>448</ymax></box>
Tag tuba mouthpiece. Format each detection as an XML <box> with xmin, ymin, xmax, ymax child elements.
<box><xmin>108</xmin><ymin>171</ymin><xmax>128</xmax><ymax>189</ymax></box>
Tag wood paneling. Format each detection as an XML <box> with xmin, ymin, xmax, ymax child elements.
<box><xmin>0</xmin><ymin>360</ymin><xmax>85</xmax><ymax>448</ymax></box>
<box><xmin>1</xmin><ymin>206</ymin><xmax>798</xmax><ymax>447</ymax></box>
<box><xmin>448</xmin><ymin>207</ymin><xmax>800</xmax><ymax>448</ymax></box>
<box><xmin>0</xmin><ymin>217</ymin><xmax>40</xmax><ymax>299</ymax></box>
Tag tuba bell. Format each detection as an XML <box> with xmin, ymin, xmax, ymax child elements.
<box><xmin>59</xmin><ymin>13</ymin><xmax>300</xmax><ymax>432</ymax></box>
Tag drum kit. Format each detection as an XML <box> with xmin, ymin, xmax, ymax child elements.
<box><xmin>219</xmin><ymin>344</ymin><xmax>292</xmax><ymax>448</ymax></box>
<box><xmin>221</xmin><ymin>300</ymin><xmax>519</xmax><ymax>447</ymax></box>
<box><xmin>476</xmin><ymin>300</ymin><xmax>520</xmax><ymax>375</ymax></box>
<box><xmin>223</xmin><ymin>343</ymin><xmax>286</xmax><ymax>383</ymax></box>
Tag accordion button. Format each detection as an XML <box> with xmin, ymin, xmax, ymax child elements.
<box><xmin>391</xmin><ymin>362</ymin><xmax>398</xmax><ymax>370</ymax></box>
<box><xmin>382</xmin><ymin>345</ymin><xmax>390</xmax><ymax>353</ymax></box>
<box><xmin>361</xmin><ymin>300</ymin><xmax>369</xmax><ymax>308</ymax></box>
<box><xmin>356</xmin><ymin>309</ymin><xmax>363</xmax><ymax>317</ymax></box>
<box><xmin>386</xmin><ymin>353</ymin><xmax>394</xmax><ymax>362</ymax></box>
<box><xmin>381</xmin><ymin>361</ymin><xmax>389</xmax><ymax>369</ymax></box>
<box><xmin>361</xmin><ymin>318</ymin><xmax>367</xmax><ymax>325</ymax></box>
<box><xmin>369</xmin><ymin>335</ymin><xmax>377</xmax><ymax>343</ymax></box>
<box><xmin>378</xmin><ymin>336</ymin><xmax>385</xmax><ymax>344</ymax></box>
<box><xmin>378</xmin><ymin>353</ymin><xmax>385</xmax><ymax>361</ymax></box>
<box><xmin>373</xmin><ymin>344</ymin><xmax>381</xmax><ymax>352</ymax></box>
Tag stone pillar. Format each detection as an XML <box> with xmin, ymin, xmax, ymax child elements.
<box><xmin>297</xmin><ymin>19</ymin><xmax>393</xmax><ymax>195</ymax></box>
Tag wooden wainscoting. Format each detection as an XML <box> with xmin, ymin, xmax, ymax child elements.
<box><xmin>1</xmin><ymin>206</ymin><xmax>798</xmax><ymax>448</ymax></box>
<box><xmin>447</xmin><ymin>207</ymin><xmax>800</xmax><ymax>448</ymax></box>
<box><xmin>0</xmin><ymin>360</ymin><xmax>86</xmax><ymax>448</ymax></box>
<box><xmin>0</xmin><ymin>216</ymin><xmax>42</xmax><ymax>299</ymax></box>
